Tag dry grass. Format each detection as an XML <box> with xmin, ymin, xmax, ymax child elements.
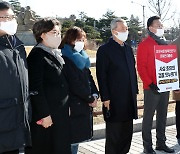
<box><xmin>25</xmin><ymin>46</ymin><xmax>32</xmax><ymax>56</ymax></box>
<box><xmin>25</xmin><ymin>47</ymin><xmax>176</xmax><ymax>125</ymax></box>
<box><xmin>86</xmin><ymin>49</ymin><xmax>97</xmax><ymax>58</ymax></box>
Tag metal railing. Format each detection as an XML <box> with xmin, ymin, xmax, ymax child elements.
<box><xmin>93</xmin><ymin>100</ymin><xmax>176</xmax><ymax>117</ymax></box>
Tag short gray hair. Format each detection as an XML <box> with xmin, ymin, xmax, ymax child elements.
<box><xmin>110</xmin><ymin>18</ymin><xmax>126</xmax><ymax>30</ymax></box>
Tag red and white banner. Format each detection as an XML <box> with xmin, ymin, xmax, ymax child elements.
<box><xmin>154</xmin><ymin>45</ymin><xmax>179</xmax><ymax>92</ymax></box>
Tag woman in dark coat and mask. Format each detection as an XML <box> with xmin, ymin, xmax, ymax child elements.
<box><xmin>27</xmin><ymin>18</ymin><xmax>71</xmax><ymax>154</ymax></box>
<box><xmin>59</xmin><ymin>26</ymin><xmax>99</xmax><ymax>154</ymax></box>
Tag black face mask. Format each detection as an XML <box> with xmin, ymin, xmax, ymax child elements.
<box><xmin>148</xmin><ymin>30</ymin><xmax>168</xmax><ymax>45</ymax></box>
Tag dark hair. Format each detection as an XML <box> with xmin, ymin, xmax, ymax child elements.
<box><xmin>147</xmin><ymin>16</ymin><xmax>160</xmax><ymax>30</ymax></box>
<box><xmin>0</xmin><ymin>1</ymin><xmax>12</xmax><ymax>11</ymax></box>
<box><xmin>33</xmin><ymin>18</ymin><xmax>61</xmax><ymax>43</ymax></box>
<box><xmin>59</xmin><ymin>26</ymin><xmax>86</xmax><ymax>49</ymax></box>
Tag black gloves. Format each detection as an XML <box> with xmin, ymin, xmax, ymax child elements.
<box><xmin>149</xmin><ymin>83</ymin><xmax>160</xmax><ymax>94</ymax></box>
<box><xmin>103</xmin><ymin>106</ymin><xmax>111</xmax><ymax>119</ymax></box>
<box><xmin>105</xmin><ymin>108</ymin><xmax>111</xmax><ymax>119</ymax></box>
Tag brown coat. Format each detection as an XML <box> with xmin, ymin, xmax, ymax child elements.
<box><xmin>172</xmin><ymin>36</ymin><xmax>180</xmax><ymax>101</ymax></box>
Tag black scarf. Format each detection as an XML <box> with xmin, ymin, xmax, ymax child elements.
<box><xmin>148</xmin><ymin>30</ymin><xmax>168</xmax><ymax>45</ymax></box>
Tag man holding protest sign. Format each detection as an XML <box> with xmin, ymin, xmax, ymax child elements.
<box><xmin>137</xmin><ymin>16</ymin><xmax>175</xmax><ymax>154</ymax></box>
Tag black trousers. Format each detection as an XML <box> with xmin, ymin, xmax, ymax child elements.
<box><xmin>105</xmin><ymin>120</ymin><xmax>133</xmax><ymax>154</ymax></box>
<box><xmin>176</xmin><ymin>101</ymin><xmax>180</xmax><ymax>139</ymax></box>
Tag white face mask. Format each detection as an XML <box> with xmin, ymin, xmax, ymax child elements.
<box><xmin>0</xmin><ymin>19</ymin><xmax>18</xmax><ymax>35</ymax></box>
<box><xmin>114</xmin><ymin>31</ymin><xmax>129</xmax><ymax>42</ymax></box>
<box><xmin>155</xmin><ymin>28</ymin><xmax>164</xmax><ymax>37</ymax></box>
<box><xmin>43</xmin><ymin>34</ymin><xmax>61</xmax><ymax>49</ymax></box>
<box><xmin>74</xmin><ymin>41</ymin><xmax>84</xmax><ymax>52</ymax></box>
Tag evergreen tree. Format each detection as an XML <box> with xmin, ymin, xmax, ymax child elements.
<box><xmin>127</xmin><ymin>15</ymin><xmax>142</xmax><ymax>46</ymax></box>
<box><xmin>9</xmin><ymin>0</ymin><xmax>21</xmax><ymax>14</ymax></box>
<box><xmin>97</xmin><ymin>10</ymin><xmax>117</xmax><ymax>43</ymax></box>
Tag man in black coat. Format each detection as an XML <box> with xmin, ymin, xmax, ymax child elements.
<box><xmin>0</xmin><ymin>1</ymin><xmax>31</xmax><ymax>154</ymax></box>
<box><xmin>96</xmin><ymin>18</ymin><xmax>138</xmax><ymax>154</ymax></box>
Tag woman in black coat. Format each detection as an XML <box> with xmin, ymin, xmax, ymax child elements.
<box><xmin>59</xmin><ymin>26</ymin><xmax>99</xmax><ymax>154</ymax></box>
<box><xmin>27</xmin><ymin>18</ymin><xmax>71</xmax><ymax>154</ymax></box>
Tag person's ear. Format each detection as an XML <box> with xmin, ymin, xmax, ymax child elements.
<box><xmin>149</xmin><ymin>26</ymin><xmax>156</xmax><ymax>33</ymax></box>
<box><xmin>112</xmin><ymin>30</ymin><xmax>118</xmax><ymax>35</ymax></box>
<box><xmin>71</xmin><ymin>40</ymin><xmax>76</xmax><ymax>46</ymax></box>
<box><xmin>40</xmin><ymin>33</ymin><xmax>46</xmax><ymax>41</ymax></box>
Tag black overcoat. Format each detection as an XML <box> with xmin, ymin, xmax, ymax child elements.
<box><xmin>63</xmin><ymin>56</ymin><xmax>99</xmax><ymax>144</ymax></box>
<box><xmin>96</xmin><ymin>38</ymin><xmax>138</xmax><ymax>122</ymax></box>
<box><xmin>27</xmin><ymin>47</ymin><xmax>71</xmax><ymax>154</ymax></box>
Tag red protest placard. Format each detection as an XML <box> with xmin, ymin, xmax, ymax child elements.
<box><xmin>154</xmin><ymin>45</ymin><xmax>179</xmax><ymax>92</ymax></box>
<box><xmin>155</xmin><ymin>45</ymin><xmax>177</xmax><ymax>63</ymax></box>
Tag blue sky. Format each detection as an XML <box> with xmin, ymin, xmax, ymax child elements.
<box><xmin>12</xmin><ymin>0</ymin><xmax>180</xmax><ymax>28</ymax></box>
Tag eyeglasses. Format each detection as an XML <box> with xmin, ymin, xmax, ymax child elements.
<box><xmin>0</xmin><ymin>15</ymin><xmax>17</xmax><ymax>21</ymax></box>
<box><xmin>47</xmin><ymin>31</ymin><xmax>61</xmax><ymax>36</ymax></box>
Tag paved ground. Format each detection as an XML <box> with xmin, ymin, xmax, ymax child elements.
<box><xmin>78</xmin><ymin>125</ymin><xmax>180</xmax><ymax>154</ymax></box>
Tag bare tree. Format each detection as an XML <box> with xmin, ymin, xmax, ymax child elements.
<box><xmin>147</xmin><ymin>0</ymin><xmax>176</xmax><ymax>21</ymax></box>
